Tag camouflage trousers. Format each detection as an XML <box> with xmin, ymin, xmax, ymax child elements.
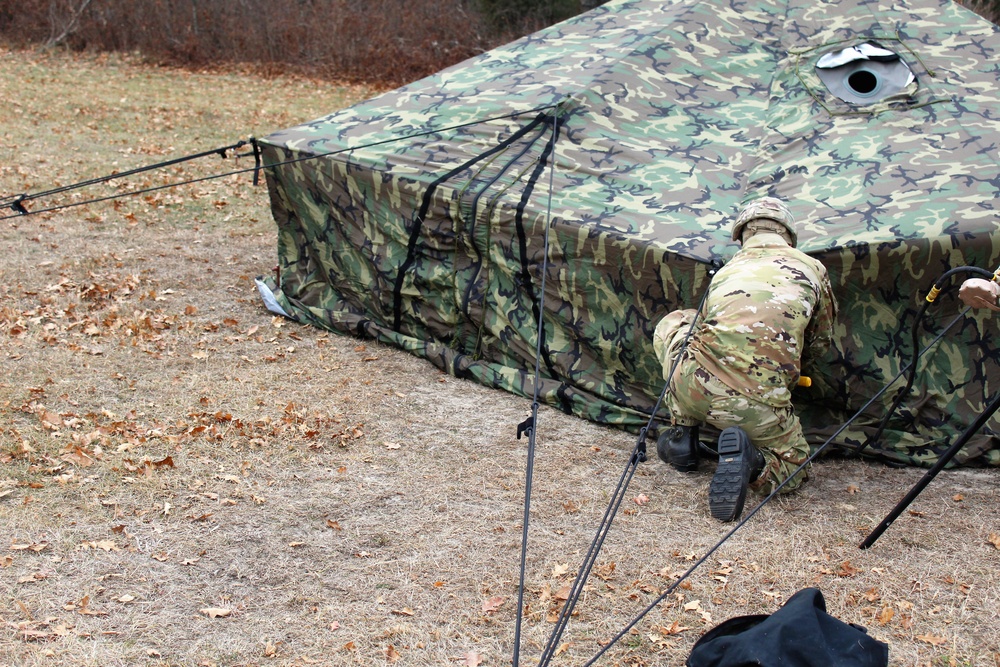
<box><xmin>653</xmin><ymin>310</ymin><xmax>810</xmax><ymax>495</ymax></box>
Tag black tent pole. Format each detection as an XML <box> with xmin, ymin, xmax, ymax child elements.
<box><xmin>859</xmin><ymin>388</ymin><xmax>1000</xmax><ymax>549</ymax></box>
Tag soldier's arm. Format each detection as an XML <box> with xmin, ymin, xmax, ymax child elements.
<box><xmin>802</xmin><ymin>272</ymin><xmax>838</xmax><ymax>366</ymax></box>
<box><xmin>958</xmin><ymin>278</ymin><xmax>1000</xmax><ymax>312</ymax></box>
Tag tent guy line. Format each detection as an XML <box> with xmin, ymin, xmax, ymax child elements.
<box><xmin>0</xmin><ymin>102</ymin><xmax>565</xmax><ymax>223</ymax></box>
<box><xmin>513</xmin><ymin>112</ymin><xmax>559</xmax><ymax>667</ymax></box>
<box><xmin>536</xmin><ymin>260</ymin><xmax>718</xmax><ymax>667</ymax></box>
<box><xmin>579</xmin><ymin>302</ymin><xmax>972</xmax><ymax>667</ymax></box>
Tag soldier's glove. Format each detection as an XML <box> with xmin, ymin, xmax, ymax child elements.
<box><xmin>958</xmin><ymin>278</ymin><xmax>1000</xmax><ymax>311</ymax></box>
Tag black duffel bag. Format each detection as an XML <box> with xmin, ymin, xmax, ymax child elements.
<box><xmin>686</xmin><ymin>588</ymin><xmax>889</xmax><ymax>667</ymax></box>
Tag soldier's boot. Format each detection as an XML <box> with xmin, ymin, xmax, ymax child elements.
<box><xmin>656</xmin><ymin>424</ymin><xmax>699</xmax><ymax>473</ymax></box>
<box><xmin>708</xmin><ymin>427</ymin><xmax>765</xmax><ymax>522</ymax></box>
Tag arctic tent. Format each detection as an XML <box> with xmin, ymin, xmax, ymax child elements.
<box><xmin>256</xmin><ymin>0</ymin><xmax>1000</xmax><ymax>467</ymax></box>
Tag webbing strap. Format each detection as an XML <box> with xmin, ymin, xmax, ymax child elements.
<box><xmin>391</xmin><ymin>113</ymin><xmax>551</xmax><ymax>333</ymax></box>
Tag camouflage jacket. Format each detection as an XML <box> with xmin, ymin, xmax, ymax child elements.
<box><xmin>686</xmin><ymin>233</ymin><xmax>838</xmax><ymax>407</ymax></box>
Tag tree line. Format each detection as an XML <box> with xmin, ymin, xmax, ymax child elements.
<box><xmin>0</xmin><ymin>0</ymin><xmax>995</xmax><ymax>87</ymax></box>
<box><xmin>0</xmin><ymin>0</ymin><xmax>603</xmax><ymax>86</ymax></box>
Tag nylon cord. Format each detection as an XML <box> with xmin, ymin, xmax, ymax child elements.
<box><xmin>1</xmin><ymin>103</ymin><xmax>563</xmax><ymax>222</ymax></box>
<box><xmin>512</xmin><ymin>112</ymin><xmax>561</xmax><ymax>667</ymax></box>
<box><xmin>580</xmin><ymin>306</ymin><xmax>969</xmax><ymax>666</ymax></box>
<box><xmin>537</xmin><ymin>266</ymin><xmax>718</xmax><ymax>667</ymax></box>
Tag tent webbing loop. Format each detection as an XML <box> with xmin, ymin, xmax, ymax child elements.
<box><xmin>0</xmin><ymin>103</ymin><xmax>564</xmax><ymax>222</ymax></box>
<box><xmin>390</xmin><ymin>112</ymin><xmax>553</xmax><ymax>333</ymax></box>
<box><xmin>512</xmin><ymin>111</ymin><xmax>560</xmax><ymax>667</ymax></box>
<box><xmin>535</xmin><ymin>263</ymin><xmax>718</xmax><ymax>667</ymax></box>
<box><xmin>579</xmin><ymin>306</ymin><xmax>970</xmax><ymax>667</ymax></box>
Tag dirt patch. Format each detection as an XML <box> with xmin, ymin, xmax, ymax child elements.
<box><xmin>1</xmin><ymin>47</ymin><xmax>999</xmax><ymax>667</ymax></box>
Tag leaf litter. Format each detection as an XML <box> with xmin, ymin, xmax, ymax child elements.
<box><xmin>1</xmin><ymin>47</ymin><xmax>999</xmax><ymax>667</ymax></box>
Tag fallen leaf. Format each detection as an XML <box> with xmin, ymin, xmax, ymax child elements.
<box><xmin>987</xmin><ymin>533</ymin><xmax>1000</xmax><ymax>550</ymax></box>
<box><xmin>200</xmin><ymin>607</ymin><xmax>232</xmax><ymax>619</ymax></box>
<box><xmin>877</xmin><ymin>606</ymin><xmax>894</xmax><ymax>625</ymax></box>
<box><xmin>634</xmin><ymin>494</ymin><xmax>649</xmax><ymax>506</ymax></box>
<box><xmin>326</xmin><ymin>519</ymin><xmax>342</xmax><ymax>531</ymax></box>
<box><xmin>953</xmin><ymin>493</ymin><xmax>964</xmax><ymax>502</ymax></box>
<box><xmin>391</xmin><ymin>608</ymin><xmax>414</xmax><ymax>616</ymax></box>
<box><xmin>263</xmin><ymin>640</ymin><xmax>278</xmax><ymax>657</ymax></box>
<box><xmin>78</xmin><ymin>596</ymin><xmax>107</xmax><ymax>616</ymax></box>
<box><xmin>916</xmin><ymin>633</ymin><xmax>948</xmax><ymax>646</ymax></box>
<box><xmin>482</xmin><ymin>596</ymin><xmax>505</xmax><ymax>613</ymax></box>
<box><xmin>837</xmin><ymin>561</ymin><xmax>861</xmax><ymax>577</ymax></box>
<box><xmin>463</xmin><ymin>651</ymin><xmax>483</xmax><ymax>667</ymax></box>
<box><xmin>118</xmin><ymin>594</ymin><xmax>136</xmax><ymax>603</ymax></box>
<box><xmin>656</xmin><ymin>620</ymin><xmax>691</xmax><ymax>636</ymax></box>
<box><xmin>385</xmin><ymin>644</ymin><xmax>401</xmax><ymax>662</ymax></box>
<box><xmin>683</xmin><ymin>600</ymin><xmax>702</xmax><ymax>612</ymax></box>
<box><xmin>552</xmin><ymin>562</ymin><xmax>570</xmax><ymax>577</ymax></box>
<box><xmin>847</xmin><ymin>484</ymin><xmax>860</xmax><ymax>494</ymax></box>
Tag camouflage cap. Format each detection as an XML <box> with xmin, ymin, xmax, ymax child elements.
<box><xmin>732</xmin><ymin>197</ymin><xmax>797</xmax><ymax>247</ymax></box>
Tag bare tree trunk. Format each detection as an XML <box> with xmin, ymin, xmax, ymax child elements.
<box><xmin>45</xmin><ymin>0</ymin><xmax>94</xmax><ymax>47</ymax></box>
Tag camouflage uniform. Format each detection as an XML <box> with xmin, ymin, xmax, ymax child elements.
<box><xmin>653</xmin><ymin>232</ymin><xmax>838</xmax><ymax>494</ymax></box>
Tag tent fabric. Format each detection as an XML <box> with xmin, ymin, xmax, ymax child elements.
<box><xmin>258</xmin><ymin>0</ymin><xmax>1000</xmax><ymax>466</ymax></box>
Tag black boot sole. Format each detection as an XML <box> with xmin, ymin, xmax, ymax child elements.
<box><xmin>709</xmin><ymin>427</ymin><xmax>751</xmax><ymax>522</ymax></box>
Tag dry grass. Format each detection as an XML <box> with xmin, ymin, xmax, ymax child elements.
<box><xmin>1</xmin><ymin>46</ymin><xmax>999</xmax><ymax>667</ymax></box>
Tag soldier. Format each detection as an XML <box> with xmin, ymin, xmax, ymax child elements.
<box><xmin>651</xmin><ymin>197</ymin><xmax>838</xmax><ymax>522</ymax></box>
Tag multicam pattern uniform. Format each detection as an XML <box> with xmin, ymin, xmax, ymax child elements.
<box><xmin>258</xmin><ymin>0</ymin><xmax>1000</xmax><ymax>467</ymax></box>
<box><xmin>653</xmin><ymin>233</ymin><xmax>838</xmax><ymax>493</ymax></box>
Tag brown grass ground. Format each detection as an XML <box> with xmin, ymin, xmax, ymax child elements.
<box><xmin>1</xmin><ymin>47</ymin><xmax>998</xmax><ymax>667</ymax></box>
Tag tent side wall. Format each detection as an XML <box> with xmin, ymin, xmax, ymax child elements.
<box><xmin>799</xmin><ymin>235</ymin><xmax>1000</xmax><ymax>466</ymax></box>
<box><xmin>260</xmin><ymin>141</ymin><xmax>716</xmax><ymax>432</ymax></box>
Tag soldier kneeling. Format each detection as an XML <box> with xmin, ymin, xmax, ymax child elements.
<box><xmin>652</xmin><ymin>197</ymin><xmax>839</xmax><ymax>522</ymax></box>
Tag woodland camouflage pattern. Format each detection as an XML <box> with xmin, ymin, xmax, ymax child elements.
<box><xmin>259</xmin><ymin>0</ymin><xmax>1000</xmax><ymax>466</ymax></box>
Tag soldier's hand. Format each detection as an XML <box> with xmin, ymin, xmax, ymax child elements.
<box><xmin>958</xmin><ymin>278</ymin><xmax>1000</xmax><ymax>311</ymax></box>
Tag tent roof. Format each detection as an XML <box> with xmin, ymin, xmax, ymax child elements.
<box><xmin>264</xmin><ymin>0</ymin><xmax>1000</xmax><ymax>263</ymax></box>
<box><xmin>259</xmin><ymin>0</ymin><xmax>1000</xmax><ymax>466</ymax></box>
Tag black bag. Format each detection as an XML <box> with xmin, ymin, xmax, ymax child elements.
<box><xmin>686</xmin><ymin>588</ymin><xmax>889</xmax><ymax>667</ymax></box>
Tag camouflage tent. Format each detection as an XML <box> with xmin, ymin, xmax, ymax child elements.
<box><xmin>257</xmin><ymin>0</ymin><xmax>1000</xmax><ymax>466</ymax></box>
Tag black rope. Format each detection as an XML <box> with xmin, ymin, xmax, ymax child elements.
<box><xmin>860</xmin><ymin>385</ymin><xmax>1000</xmax><ymax>549</ymax></box>
<box><xmin>579</xmin><ymin>309</ymin><xmax>969</xmax><ymax>666</ymax></box>
<box><xmin>1</xmin><ymin>139</ymin><xmax>249</xmax><ymax>216</ymax></box>
<box><xmin>1</xmin><ymin>102</ymin><xmax>564</xmax><ymax>222</ymax></box>
<box><xmin>858</xmin><ymin>265</ymin><xmax>991</xmax><ymax>455</ymax></box>
<box><xmin>537</xmin><ymin>263</ymin><xmax>720</xmax><ymax>667</ymax></box>
<box><xmin>512</xmin><ymin>112</ymin><xmax>561</xmax><ymax>667</ymax></box>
